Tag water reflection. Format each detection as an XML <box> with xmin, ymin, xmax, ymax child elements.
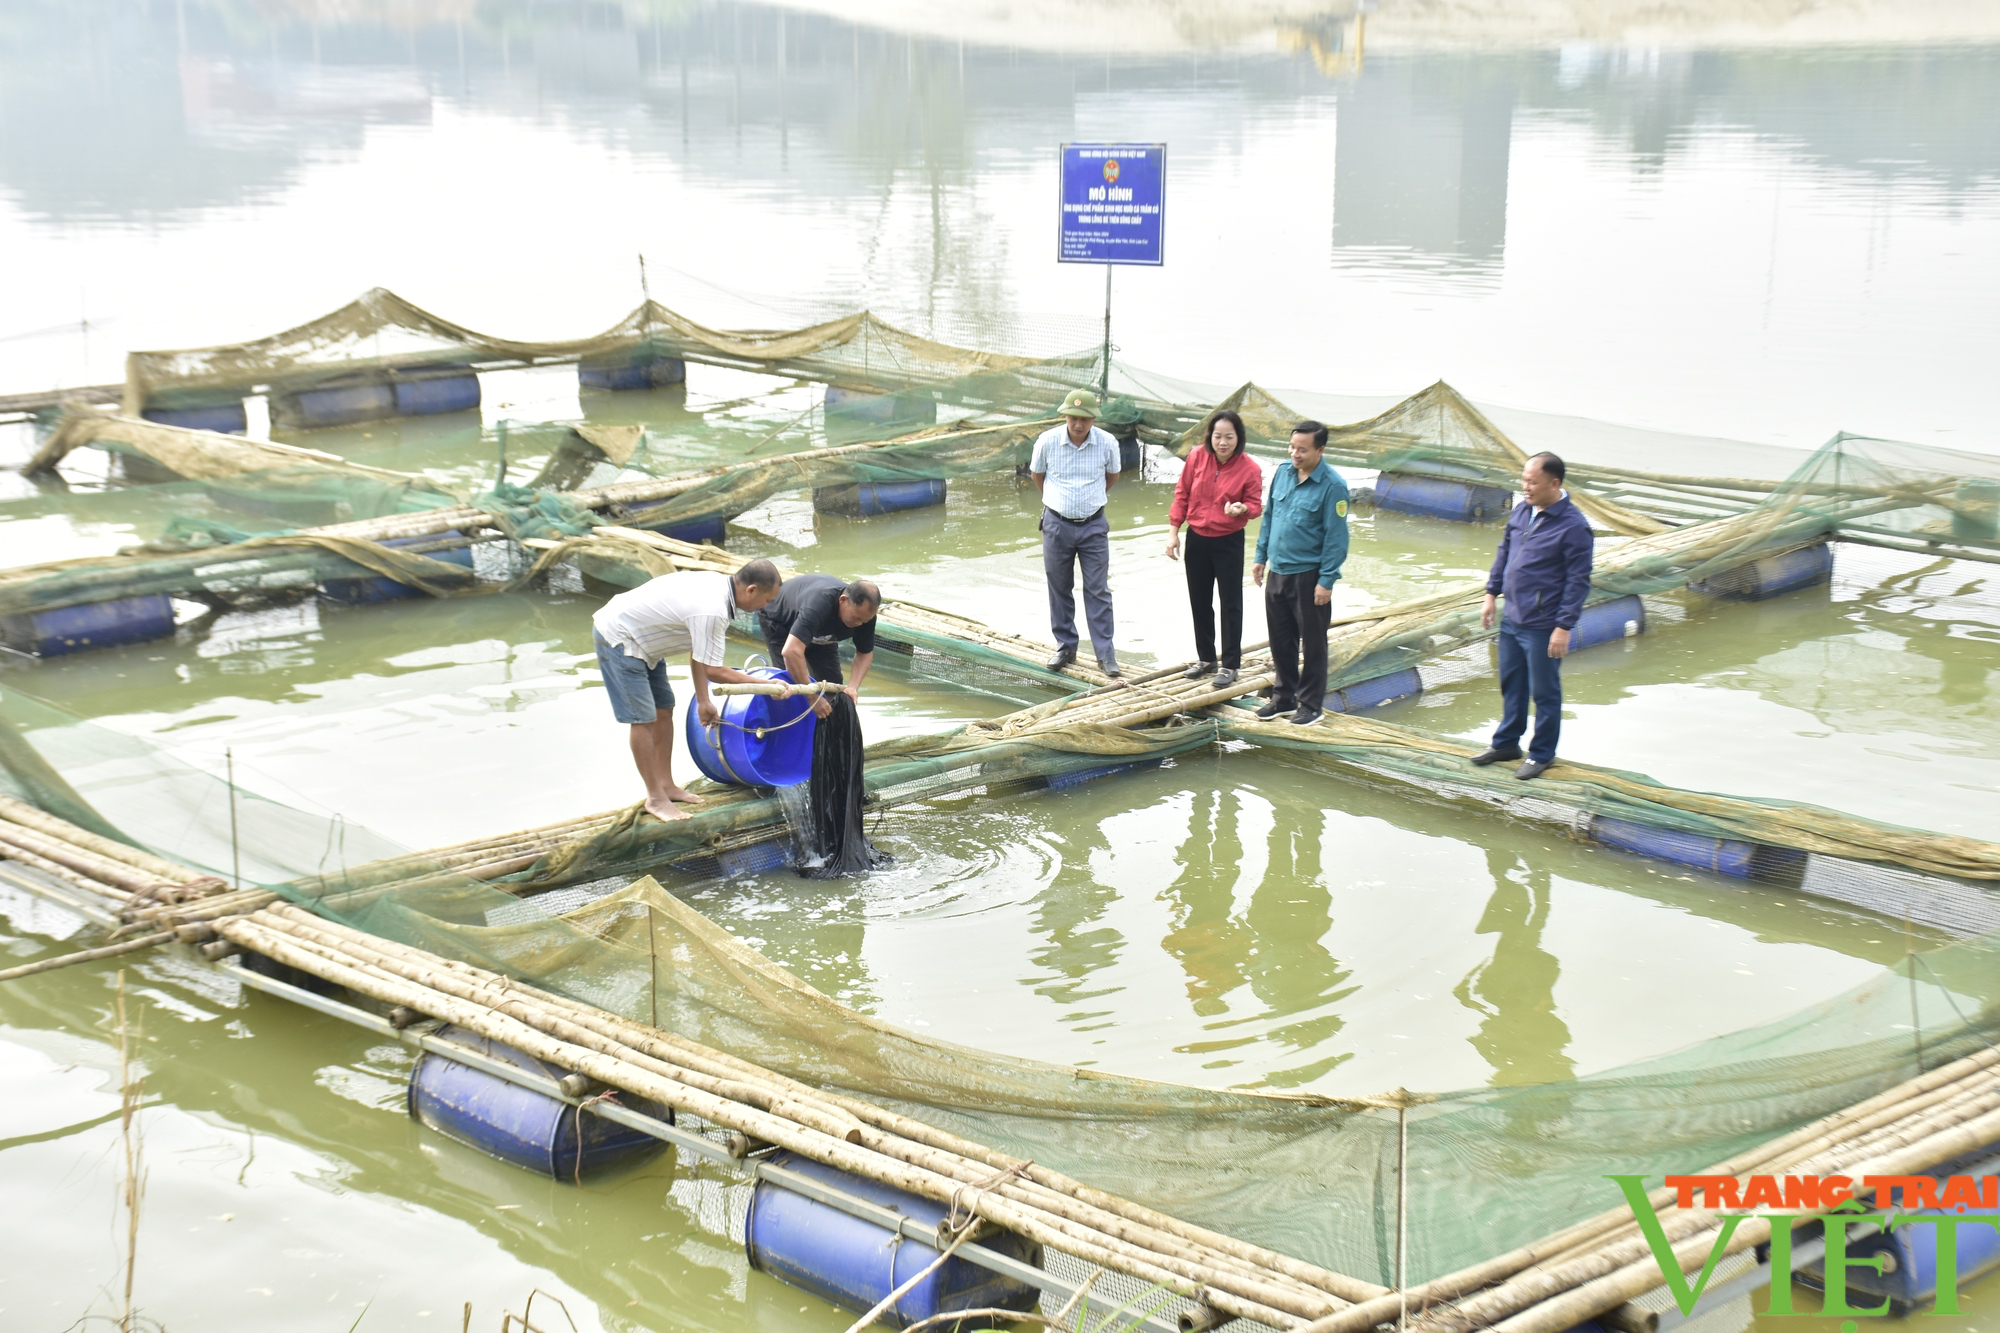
<box><xmin>1455</xmin><ymin>849</ymin><xmax>1576</xmax><ymax>1086</ymax></box>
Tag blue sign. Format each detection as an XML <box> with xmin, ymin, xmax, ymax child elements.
<box><xmin>1058</xmin><ymin>143</ymin><xmax>1166</xmax><ymax>266</ymax></box>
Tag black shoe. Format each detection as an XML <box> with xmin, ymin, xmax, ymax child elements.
<box><xmin>1099</xmin><ymin>662</ymin><xmax>1124</xmax><ymax>679</ymax></box>
<box><xmin>1211</xmin><ymin>667</ymin><xmax>1239</xmax><ymax>689</ymax></box>
<box><xmin>1046</xmin><ymin>647</ymin><xmax>1076</xmax><ymax>670</ymax></box>
<box><xmin>1182</xmin><ymin>661</ymin><xmax>1216</xmax><ymax>680</ymax></box>
<box><xmin>1469</xmin><ymin>746</ymin><xmax>1524</xmax><ymax>767</ymax></box>
<box><xmin>1254</xmin><ymin>699</ymin><xmax>1291</xmax><ymax>720</ymax></box>
<box><xmin>1515</xmin><ymin>758</ymin><xmax>1554</xmax><ymax>780</ymax></box>
<box><xmin>1288</xmin><ymin>708</ymin><xmax>1323</xmax><ymax>726</ymax></box>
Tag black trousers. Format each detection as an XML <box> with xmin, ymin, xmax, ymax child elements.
<box><xmin>1265</xmin><ymin>571</ymin><xmax>1332</xmax><ymax>714</ymax></box>
<box><xmin>761</xmin><ymin>628</ymin><xmax>844</xmax><ymax>685</ymax></box>
<box><xmin>1183</xmin><ymin>529</ymin><xmax>1245</xmax><ymax>670</ymax></box>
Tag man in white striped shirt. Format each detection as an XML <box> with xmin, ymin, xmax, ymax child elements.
<box><xmin>592</xmin><ymin>559</ymin><xmax>783</xmax><ymax>821</ymax></box>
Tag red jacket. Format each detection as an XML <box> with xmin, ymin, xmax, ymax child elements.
<box><xmin>1169</xmin><ymin>447</ymin><xmax>1264</xmax><ymax>537</ymax></box>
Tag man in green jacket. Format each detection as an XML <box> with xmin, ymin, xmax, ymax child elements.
<box><xmin>1251</xmin><ymin>422</ymin><xmax>1351</xmax><ymax>725</ymax></box>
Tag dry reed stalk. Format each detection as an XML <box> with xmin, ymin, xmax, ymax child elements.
<box><xmin>115</xmin><ymin>969</ymin><xmax>146</xmax><ymax>1333</ymax></box>
<box><xmin>221</xmin><ymin>916</ymin><xmax>1303</xmax><ymax>1330</ymax></box>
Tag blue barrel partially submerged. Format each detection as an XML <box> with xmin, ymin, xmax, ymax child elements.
<box><xmin>1797</xmin><ymin>1158</ymin><xmax>2000</xmax><ymax>1313</ymax></box>
<box><xmin>320</xmin><ymin>534</ymin><xmax>475</xmax><ymax>605</ymax></box>
<box><xmin>813</xmin><ymin>480</ymin><xmax>947</xmax><ymax>517</ymax></box>
<box><xmin>1591</xmin><ymin>816</ymin><xmax>1806</xmax><ymax>882</ymax></box>
<box><xmin>1374</xmin><ymin>468</ymin><xmax>1515</xmax><ymax>523</ymax></box>
<box><xmin>579</xmin><ymin>353</ymin><xmax>687</xmax><ymax>391</ymax></box>
<box><xmin>747</xmin><ymin>1152</ymin><xmax>1043</xmax><ymax>1328</ymax></box>
<box><xmin>1328</xmin><ymin>666</ymin><xmax>1423</xmax><ymax>713</ymax></box>
<box><xmin>685</xmin><ymin>666</ymin><xmax>816</xmax><ymax>787</ymax></box>
<box><xmin>409</xmin><ymin>1023</ymin><xmax>671</xmax><ymax>1179</ymax></box>
<box><xmin>0</xmin><ymin>594</ymin><xmax>177</xmax><ymax>657</ymax></box>
<box><xmin>393</xmin><ymin>368</ymin><xmax>481</xmax><ymax>417</ymax></box>
<box><xmin>1689</xmin><ymin>541</ymin><xmax>1833</xmax><ymax>601</ymax></box>
<box><xmin>1569</xmin><ymin>595</ymin><xmax>1646</xmax><ymax>651</ymax></box>
<box><xmin>141</xmin><ymin>398</ymin><xmax>249</xmax><ymax>434</ymax></box>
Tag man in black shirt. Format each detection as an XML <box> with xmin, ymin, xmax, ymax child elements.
<box><xmin>758</xmin><ymin>574</ymin><xmax>882</xmax><ymax>718</ymax></box>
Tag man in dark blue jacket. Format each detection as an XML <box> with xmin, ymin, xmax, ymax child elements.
<box><xmin>1472</xmin><ymin>452</ymin><xmax>1594</xmax><ymax>779</ymax></box>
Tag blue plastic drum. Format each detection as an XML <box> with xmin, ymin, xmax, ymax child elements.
<box><xmin>408</xmin><ymin>1023</ymin><xmax>671</xmax><ymax>1179</ymax></box>
<box><xmin>685</xmin><ymin>665</ymin><xmax>817</xmax><ymax>787</ymax></box>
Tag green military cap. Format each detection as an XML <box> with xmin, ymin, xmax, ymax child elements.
<box><xmin>1057</xmin><ymin>389</ymin><xmax>1100</xmax><ymax>419</ymax></box>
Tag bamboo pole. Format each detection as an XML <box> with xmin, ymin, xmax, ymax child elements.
<box><xmin>0</xmin><ymin>824</ymin><xmax>178</xmax><ymax>897</ymax></box>
<box><xmin>220</xmin><ymin>914</ymin><xmax>1305</xmax><ymax>1330</ymax></box>
<box><xmin>0</xmin><ymin>796</ymin><xmax>201</xmax><ymax>883</ymax></box>
<box><xmin>0</xmin><ymin>843</ymin><xmax>134</xmax><ymax>903</ymax></box>
<box><xmin>0</xmin><ymin>931</ymin><xmax>175</xmax><ymax>982</ymax></box>
<box><xmin>247</xmin><ymin>912</ymin><xmax>1344</xmax><ymax>1320</ymax></box>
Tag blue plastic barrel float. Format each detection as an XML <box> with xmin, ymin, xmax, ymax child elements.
<box><xmin>392</xmin><ymin>366</ymin><xmax>481</xmax><ymax>417</ymax></box>
<box><xmin>0</xmin><ymin>593</ymin><xmax>176</xmax><ymax>658</ymax></box>
<box><xmin>812</xmin><ymin>479</ymin><xmax>948</xmax><ymax>517</ymax></box>
<box><xmin>1796</xmin><ymin>1157</ymin><xmax>2000</xmax><ymax>1314</ymax></box>
<box><xmin>270</xmin><ymin>373</ymin><xmax>397</xmax><ymax>431</ymax></box>
<box><xmin>409</xmin><ymin>1023</ymin><xmax>672</xmax><ymax>1179</ymax></box>
<box><xmin>685</xmin><ymin>666</ymin><xmax>817</xmax><ymax>787</ymax></box>
<box><xmin>141</xmin><ymin>398</ymin><xmax>249</xmax><ymax>435</ymax></box>
<box><xmin>1568</xmin><ymin>595</ymin><xmax>1646</xmax><ymax>650</ymax></box>
<box><xmin>657</xmin><ymin>515</ymin><xmax>727</xmax><ymax>545</ymax></box>
<box><xmin>319</xmin><ymin>533</ymin><xmax>475</xmax><ymax>605</ymax></box>
<box><xmin>1688</xmin><ymin>540</ymin><xmax>1833</xmax><ymax>601</ymax></box>
<box><xmin>1044</xmin><ymin>756</ymin><xmax>1166</xmax><ymax>791</ymax></box>
<box><xmin>1590</xmin><ymin>816</ymin><xmax>1806</xmax><ymax>882</ymax></box>
<box><xmin>1373</xmin><ymin>466</ymin><xmax>1515</xmax><ymax>523</ymax></box>
<box><xmin>1326</xmin><ymin>666</ymin><xmax>1423</xmax><ymax>713</ymax></box>
<box><xmin>746</xmin><ymin>1152</ymin><xmax>1043</xmax><ymax>1328</ymax></box>
<box><xmin>579</xmin><ymin>352</ymin><xmax>687</xmax><ymax>391</ymax></box>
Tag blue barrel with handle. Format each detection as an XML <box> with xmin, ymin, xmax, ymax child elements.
<box><xmin>685</xmin><ymin>666</ymin><xmax>817</xmax><ymax>787</ymax></box>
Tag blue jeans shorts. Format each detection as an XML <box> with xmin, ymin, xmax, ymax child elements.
<box><xmin>594</xmin><ymin>630</ymin><xmax>675</xmax><ymax>724</ymax></box>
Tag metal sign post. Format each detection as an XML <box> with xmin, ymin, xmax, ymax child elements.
<box><xmin>1058</xmin><ymin>142</ymin><xmax>1166</xmax><ymax>398</ymax></box>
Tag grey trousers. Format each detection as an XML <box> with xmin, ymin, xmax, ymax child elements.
<box><xmin>1042</xmin><ymin>507</ymin><xmax>1116</xmax><ymax>667</ymax></box>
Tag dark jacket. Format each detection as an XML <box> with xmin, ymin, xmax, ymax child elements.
<box><xmin>1486</xmin><ymin>494</ymin><xmax>1594</xmax><ymax>630</ymax></box>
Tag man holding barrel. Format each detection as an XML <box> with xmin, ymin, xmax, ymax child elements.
<box><xmin>592</xmin><ymin>558</ymin><xmax>784</xmax><ymax>821</ymax></box>
<box><xmin>757</xmin><ymin>574</ymin><xmax>883</xmax><ymax>720</ymax></box>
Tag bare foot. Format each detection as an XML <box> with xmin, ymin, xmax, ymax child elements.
<box><xmin>643</xmin><ymin>797</ymin><xmax>691</xmax><ymax>822</ymax></box>
<box><xmin>664</xmin><ymin>786</ymin><xmax>705</xmax><ymax>805</ymax></box>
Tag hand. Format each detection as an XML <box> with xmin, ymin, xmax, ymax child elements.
<box><xmin>1223</xmin><ymin>501</ymin><xmax>1247</xmax><ymax>517</ymax></box>
<box><xmin>1313</xmin><ymin>584</ymin><xmax>1332</xmax><ymax>607</ymax></box>
<box><xmin>812</xmin><ymin>694</ymin><xmax>834</xmax><ymax>719</ymax></box>
<box><xmin>1165</xmin><ymin>534</ymin><xmax>1180</xmax><ymax>561</ymax></box>
<box><xmin>1252</xmin><ymin>563</ymin><xmax>1265</xmax><ymax>587</ymax></box>
<box><xmin>1548</xmin><ymin>627</ymin><xmax>1571</xmax><ymax>659</ymax></box>
<box><xmin>697</xmin><ymin>700</ymin><xmax>719</xmax><ymax>727</ymax></box>
<box><xmin>843</xmin><ymin>684</ymin><xmax>860</xmax><ymax>705</ymax></box>
<box><xmin>1481</xmin><ymin>593</ymin><xmax>1497</xmax><ymax>630</ymax></box>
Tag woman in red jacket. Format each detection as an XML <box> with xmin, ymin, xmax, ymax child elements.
<box><xmin>1165</xmin><ymin>409</ymin><xmax>1263</xmax><ymax>687</ymax></box>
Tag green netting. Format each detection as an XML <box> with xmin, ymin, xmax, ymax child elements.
<box><xmin>3</xmin><ymin>676</ymin><xmax>1998</xmax><ymax>1290</ymax></box>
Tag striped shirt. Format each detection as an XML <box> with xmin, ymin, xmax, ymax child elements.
<box><xmin>1031</xmin><ymin>424</ymin><xmax>1122</xmax><ymax>521</ymax></box>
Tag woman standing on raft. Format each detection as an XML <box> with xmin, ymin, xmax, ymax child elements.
<box><xmin>1165</xmin><ymin>410</ymin><xmax>1263</xmax><ymax>688</ymax></box>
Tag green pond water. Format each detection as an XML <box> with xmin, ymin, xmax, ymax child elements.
<box><xmin>3</xmin><ymin>5</ymin><xmax>1999</xmax><ymax>1331</ymax></box>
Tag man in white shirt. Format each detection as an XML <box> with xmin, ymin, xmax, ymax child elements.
<box><xmin>592</xmin><ymin>558</ymin><xmax>783</xmax><ymax>821</ymax></box>
<box><xmin>1030</xmin><ymin>389</ymin><xmax>1124</xmax><ymax>678</ymax></box>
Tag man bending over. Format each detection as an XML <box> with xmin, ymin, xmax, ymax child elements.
<box><xmin>593</xmin><ymin>558</ymin><xmax>783</xmax><ymax>821</ymax></box>
<box><xmin>757</xmin><ymin>574</ymin><xmax>882</xmax><ymax>719</ymax></box>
